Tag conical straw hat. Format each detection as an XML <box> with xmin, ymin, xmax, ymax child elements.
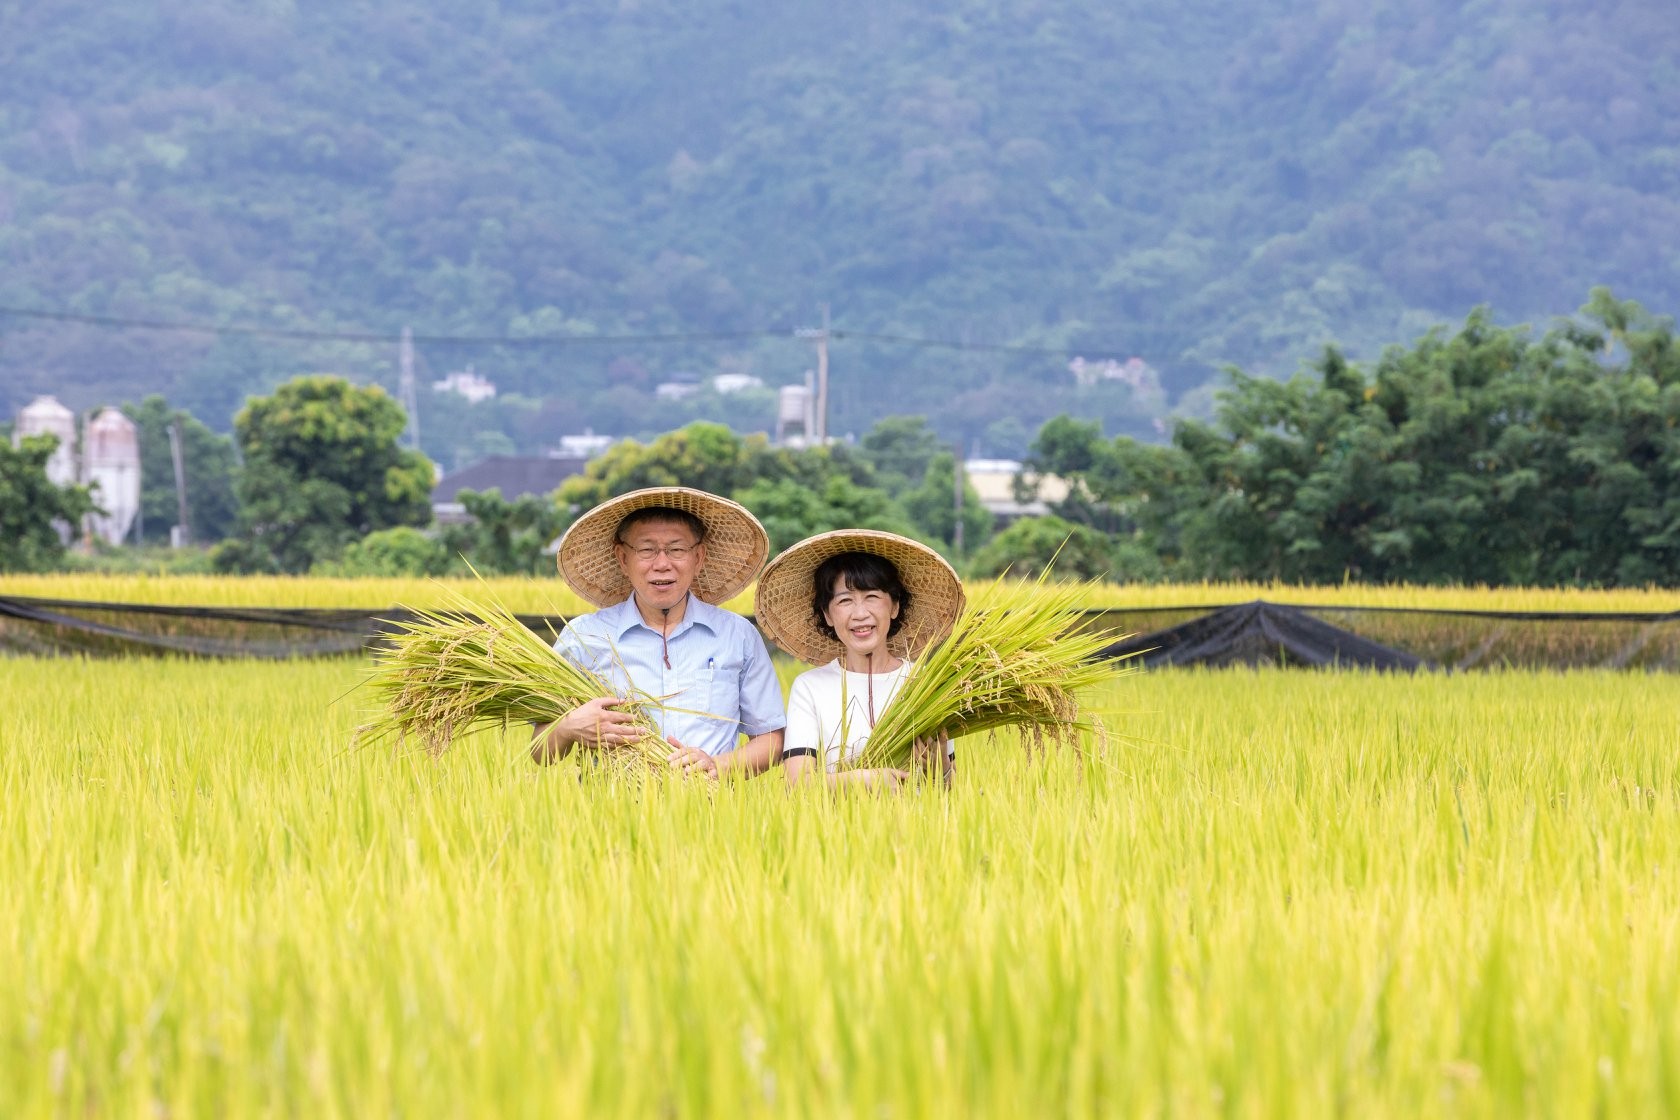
<box><xmin>754</xmin><ymin>530</ymin><xmax>965</xmax><ymax>665</ymax></box>
<box><xmin>556</xmin><ymin>487</ymin><xmax>769</xmax><ymax>609</ymax></box>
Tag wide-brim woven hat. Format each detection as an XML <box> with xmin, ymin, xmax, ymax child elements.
<box><xmin>556</xmin><ymin>487</ymin><xmax>770</xmax><ymax>609</ymax></box>
<box><xmin>754</xmin><ymin>530</ymin><xmax>966</xmax><ymax>666</ymax></box>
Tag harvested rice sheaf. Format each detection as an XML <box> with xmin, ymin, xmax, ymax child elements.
<box><xmin>856</xmin><ymin>574</ymin><xmax>1135</xmax><ymax>770</ymax></box>
<box><xmin>356</xmin><ymin>586</ymin><xmax>669</xmax><ymax>773</ymax></box>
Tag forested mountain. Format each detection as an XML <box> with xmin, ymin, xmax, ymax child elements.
<box><xmin>1</xmin><ymin>0</ymin><xmax>1675</xmax><ymax>466</ymax></box>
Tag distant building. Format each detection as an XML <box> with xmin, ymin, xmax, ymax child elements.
<box><xmin>433</xmin><ymin>366</ymin><xmax>498</xmax><ymax>404</ymax></box>
<box><xmin>84</xmin><ymin>408</ymin><xmax>141</xmax><ymax>545</ymax></box>
<box><xmin>712</xmin><ymin>373</ymin><xmax>764</xmax><ymax>394</ymax></box>
<box><xmin>14</xmin><ymin>395</ymin><xmax>81</xmax><ymax>545</ymax></box>
<box><xmin>556</xmin><ymin>430</ymin><xmax>614</xmax><ymax>459</ymax></box>
<box><xmin>431</xmin><ymin>453</ymin><xmax>589</xmax><ymax>525</ymax></box>
<box><xmin>15</xmin><ymin>395</ymin><xmax>77</xmax><ymax>487</ymax></box>
<box><xmin>775</xmin><ymin>383</ymin><xmax>816</xmax><ymax>447</ymax></box>
<box><xmin>963</xmin><ymin>458</ymin><xmax>1071</xmax><ymax>526</ymax></box>
<box><xmin>655</xmin><ymin>374</ymin><xmax>702</xmax><ymax>401</ymax></box>
<box><xmin>1068</xmin><ymin>356</ymin><xmax>1161</xmax><ymax>396</ymax></box>
<box><xmin>13</xmin><ymin>397</ymin><xmax>146</xmax><ymax>546</ymax></box>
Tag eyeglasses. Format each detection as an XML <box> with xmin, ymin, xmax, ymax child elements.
<box><xmin>622</xmin><ymin>544</ymin><xmax>697</xmax><ymax>563</ymax></box>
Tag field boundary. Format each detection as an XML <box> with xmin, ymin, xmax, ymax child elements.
<box><xmin>6</xmin><ymin>594</ymin><xmax>1680</xmax><ymax>670</ymax></box>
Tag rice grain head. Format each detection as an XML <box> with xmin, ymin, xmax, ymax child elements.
<box><xmin>355</xmin><ymin>584</ymin><xmax>670</xmax><ymax>772</ymax></box>
<box><xmin>856</xmin><ymin>569</ymin><xmax>1137</xmax><ymax>770</ymax></box>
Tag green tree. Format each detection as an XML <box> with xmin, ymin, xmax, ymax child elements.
<box><xmin>438</xmin><ymin>489</ymin><xmax>571</xmax><ymax>575</ymax></box>
<box><xmin>0</xmin><ymin>436</ymin><xmax>98</xmax><ymax>572</ymax></box>
<box><xmin>122</xmin><ymin>395</ymin><xmax>240</xmax><ymax>543</ymax></box>
<box><xmin>556</xmin><ymin>423</ymin><xmax>764</xmax><ymax>510</ymax></box>
<box><xmin>733</xmin><ymin>476</ymin><xmax>920</xmax><ymax>555</ymax></box>
<box><xmin>901</xmin><ymin>452</ymin><xmax>994</xmax><ymax>557</ymax></box>
<box><xmin>1032</xmin><ymin>291</ymin><xmax>1680</xmax><ymax>586</ymax></box>
<box><xmin>859</xmin><ymin>416</ymin><xmax>945</xmax><ymax>496</ymax></box>
<box><xmin>554</xmin><ymin>423</ymin><xmax>893</xmax><ymax>540</ymax></box>
<box><xmin>968</xmin><ymin>515</ymin><xmax>1135</xmax><ymax>581</ymax></box>
<box><xmin>321</xmin><ymin>526</ymin><xmax>450</xmax><ymax>577</ymax></box>
<box><xmin>215</xmin><ymin>376</ymin><xmax>434</xmax><ymax>574</ymax></box>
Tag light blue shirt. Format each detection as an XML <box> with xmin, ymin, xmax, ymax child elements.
<box><xmin>553</xmin><ymin>594</ymin><xmax>787</xmax><ymax>756</ymax></box>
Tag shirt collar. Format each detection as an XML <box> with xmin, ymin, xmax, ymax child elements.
<box><xmin>603</xmin><ymin>593</ymin><xmax>721</xmax><ymax>640</ymax></box>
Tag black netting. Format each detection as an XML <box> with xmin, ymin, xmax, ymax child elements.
<box><xmin>4</xmin><ymin>594</ymin><xmax>1679</xmax><ymax>670</ymax></box>
<box><xmin>0</xmin><ymin>596</ymin><xmax>569</xmax><ymax>660</ymax></box>
<box><xmin>1090</xmin><ymin>601</ymin><xmax>1680</xmax><ymax>670</ymax></box>
<box><xmin>1097</xmin><ymin>601</ymin><xmax>1425</xmax><ymax>670</ymax></box>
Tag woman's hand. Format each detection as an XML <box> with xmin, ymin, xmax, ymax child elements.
<box><xmin>911</xmin><ymin>730</ymin><xmax>953</xmax><ymax>782</ymax></box>
<box><xmin>841</xmin><ymin>767</ymin><xmax>911</xmax><ymax>790</ymax></box>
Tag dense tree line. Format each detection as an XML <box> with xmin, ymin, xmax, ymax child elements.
<box><xmin>553</xmin><ymin>420</ymin><xmax>992</xmax><ymax>559</ymax></box>
<box><xmin>1027</xmin><ymin>291</ymin><xmax>1680</xmax><ymax>586</ymax></box>
<box><xmin>7</xmin><ymin>291</ymin><xmax>1680</xmax><ymax>588</ymax></box>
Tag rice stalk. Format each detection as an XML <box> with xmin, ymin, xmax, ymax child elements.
<box><xmin>355</xmin><ymin>584</ymin><xmax>669</xmax><ymax>775</ymax></box>
<box><xmin>855</xmin><ymin>570</ymin><xmax>1135</xmax><ymax>770</ymax></box>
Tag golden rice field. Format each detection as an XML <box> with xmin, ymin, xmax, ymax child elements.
<box><xmin>4</xmin><ymin>571</ymin><xmax>1680</xmax><ymax>614</ymax></box>
<box><xmin>4</xmin><ymin>656</ymin><xmax>1678</xmax><ymax>1116</ymax></box>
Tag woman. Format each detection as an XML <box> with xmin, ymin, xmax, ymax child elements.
<box><xmin>754</xmin><ymin>530</ymin><xmax>965</xmax><ymax>789</ymax></box>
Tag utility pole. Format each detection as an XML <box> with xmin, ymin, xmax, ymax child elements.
<box><xmin>399</xmin><ymin>325</ymin><xmax>420</xmax><ymax>451</ymax></box>
<box><xmin>169</xmin><ymin>418</ymin><xmax>191</xmax><ymax>546</ymax></box>
<box><xmin>79</xmin><ymin>409</ymin><xmax>93</xmax><ymax>554</ymax></box>
<box><xmin>816</xmin><ymin>303</ymin><xmax>829</xmax><ymax>443</ymax></box>
<box><xmin>952</xmin><ymin>443</ymin><xmax>965</xmax><ymax>558</ymax></box>
<box><xmin>794</xmin><ymin>304</ymin><xmax>830</xmax><ymax>443</ymax></box>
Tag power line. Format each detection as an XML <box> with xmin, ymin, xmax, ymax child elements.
<box><xmin>0</xmin><ymin>303</ymin><xmax>1178</xmax><ymax>359</ymax></box>
<box><xmin>0</xmin><ymin>306</ymin><xmax>784</xmax><ymax>346</ymax></box>
<box><xmin>831</xmin><ymin>329</ymin><xmax>1166</xmax><ymax>360</ymax></box>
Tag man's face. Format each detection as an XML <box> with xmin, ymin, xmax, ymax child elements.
<box><xmin>614</xmin><ymin>518</ymin><xmax>706</xmax><ymax>613</ymax></box>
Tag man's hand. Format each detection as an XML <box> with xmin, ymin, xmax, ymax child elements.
<box><xmin>665</xmin><ymin>737</ymin><xmax>718</xmax><ymax>781</ymax></box>
<box><xmin>559</xmin><ymin>696</ymin><xmax>644</xmax><ymax>748</ymax></box>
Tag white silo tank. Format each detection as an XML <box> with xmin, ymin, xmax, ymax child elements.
<box><xmin>84</xmin><ymin>407</ymin><xmax>141</xmax><ymax>545</ymax></box>
<box><xmin>15</xmin><ymin>395</ymin><xmax>78</xmax><ymax>487</ymax></box>
<box><xmin>776</xmin><ymin>384</ymin><xmax>814</xmax><ymax>445</ymax></box>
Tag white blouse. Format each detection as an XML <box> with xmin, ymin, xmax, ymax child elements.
<box><xmin>782</xmin><ymin>658</ymin><xmax>914</xmax><ymax>771</ymax></box>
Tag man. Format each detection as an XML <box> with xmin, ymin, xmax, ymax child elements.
<box><xmin>533</xmin><ymin>487</ymin><xmax>785</xmax><ymax>778</ymax></box>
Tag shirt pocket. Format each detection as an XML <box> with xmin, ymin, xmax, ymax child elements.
<box><xmin>695</xmin><ymin>667</ymin><xmax>740</xmax><ymax>724</ymax></box>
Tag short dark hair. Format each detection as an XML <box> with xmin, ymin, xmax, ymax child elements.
<box><xmin>614</xmin><ymin>506</ymin><xmax>707</xmax><ymax>545</ymax></box>
<box><xmin>811</xmin><ymin>551</ymin><xmax>911</xmax><ymax>642</ymax></box>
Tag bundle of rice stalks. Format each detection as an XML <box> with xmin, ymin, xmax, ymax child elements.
<box><xmin>355</xmin><ymin>584</ymin><xmax>670</xmax><ymax>773</ymax></box>
<box><xmin>853</xmin><ymin>573</ymin><xmax>1134</xmax><ymax>770</ymax></box>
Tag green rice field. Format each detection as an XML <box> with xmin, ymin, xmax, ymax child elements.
<box><xmin>5</xmin><ymin>571</ymin><xmax>1679</xmax><ymax>614</ymax></box>
<box><xmin>5</xmin><ymin>655</ymin><xmax>1678</xmax><ymax>1116</ymax></box>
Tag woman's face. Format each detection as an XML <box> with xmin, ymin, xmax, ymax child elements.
<box><xmin>822</xmin><ymin>577</ymin><xmax>901</xmax><ymax>663</ymax></box>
